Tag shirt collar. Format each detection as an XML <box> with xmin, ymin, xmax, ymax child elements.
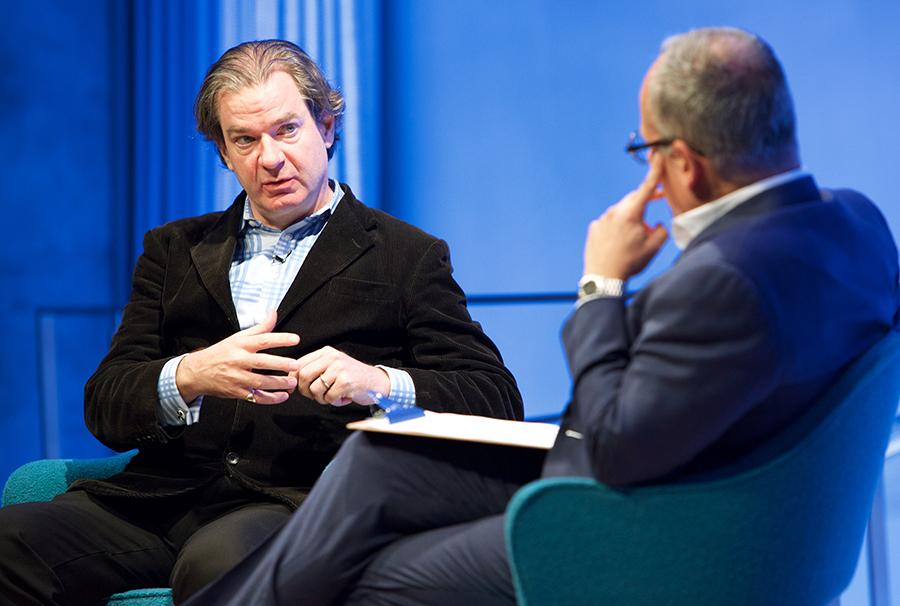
<box><xmin>242</xmin><ymin>180</ymin><xmax>344</xmax><ymax>234</ymax></box>
<box><xmin>671</xmin><ymin>169</ymin><xmax>808</xmax><ymax>249</ymax></box>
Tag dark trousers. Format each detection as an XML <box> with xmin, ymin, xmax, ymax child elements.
<box><xmin>185</xmin><ymin>432</ymin><xmax>547</xmax><ymax>606</ymax></box>
<box><xmin>0</xmin><ymin>475</ymin><xmax>291</xmax><ymax>606</ymax></box>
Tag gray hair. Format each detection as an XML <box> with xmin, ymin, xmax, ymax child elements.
<box><xmin>646</xmin><ymin>27</ymin><xmax>798</xmax><ymax>182</ymax></box>
<box><xmin>194</xmin><ymin>39</ymin><xmax>345</xmax><ymax>161</ymax></box>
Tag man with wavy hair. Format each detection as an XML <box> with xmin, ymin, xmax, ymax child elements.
<box><xmin>0</xmin><ymin>40</ymin><xmax>521</xmax><ymax>605</ymax></box>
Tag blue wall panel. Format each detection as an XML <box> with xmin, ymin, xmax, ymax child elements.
<box><xmin>0</xmin><ymin>1</ymin><xmax>126</xmax><ymax>483</ymax></box>
<box><xmin>468</xmin><ymin>302</ymin><xmax>574</xmax><ymax>419</ymax></box>
<box><xmin>38</xmin><ymin>311</ymin><xmax>119</xmax><ymax>460</ymax></box>
<box><xmin>383</xmin><ymin>0</ymin><xmax>900</xmax><ymax>420</ymax></box>
<box><xmin>384</xmin><ymin>0</ymin><xmax>900</xmax><ymax>293</ymax></box>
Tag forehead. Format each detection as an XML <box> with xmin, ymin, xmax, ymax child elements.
<box><xmin>217</xmin><ymin>71</ymin><xmax>312</xmax><ymax>126</ymax></box>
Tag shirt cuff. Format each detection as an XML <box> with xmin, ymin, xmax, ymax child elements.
<box><xmin>157</xmin><ymin>355</ymin><xmax>203</xmax><ymax>426</ymax></box>
<box><xmin>375</xmin><ymin>365</ymin><xmax>416</xmax><ymax>406</ymax></box>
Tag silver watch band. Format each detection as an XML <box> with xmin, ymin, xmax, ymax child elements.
<box><xmin>578</xmin><ymin>274</ymin><xmax>624</xmax><ymax>300</ymax></box>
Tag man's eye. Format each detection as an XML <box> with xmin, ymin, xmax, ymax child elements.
<box><xmin>281</xmin><ymin>124</ymin><xmax>299</xmax><ymax>135</ymax></box>
<box><xmin>234</xmin><ymin>136</ymin><xmax>254</xmax><ymax>145</ymax></box>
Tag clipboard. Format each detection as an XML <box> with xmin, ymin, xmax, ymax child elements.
<box><xmin>347</xmin><ymin>411</ymin><xmax>559</xmax><ymax>450</ymax></box>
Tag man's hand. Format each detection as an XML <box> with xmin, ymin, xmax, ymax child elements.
<box><xmin>175</xmin><ymin>310</ymin><xmax>300</xmax><ymax>404</ymax></box>
<box><xmin>295</xmin><ymin>346</ymin><xmax>391</xmax><ymax>407</ymax></box>
<box><xmin>584</xmin><ymin>158</ymin><xmax>669</xmax><ymax>280</ymax></box>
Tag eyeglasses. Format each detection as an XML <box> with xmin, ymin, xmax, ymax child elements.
<box><xmin>625</xmin><ymin>131</ymin><xmax>674</xmax><ymax>164</ymax></box>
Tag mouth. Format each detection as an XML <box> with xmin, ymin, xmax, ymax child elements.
<box><xmin>262</xmin><ymin>178</ymin><xmax>296</xmax><ymax>192</ymax></box>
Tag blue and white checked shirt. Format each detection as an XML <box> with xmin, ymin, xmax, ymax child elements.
<box><xmin>157</xmin><ymin>182</ymin><xmax>416</xmax><ymax>425</ymax></box>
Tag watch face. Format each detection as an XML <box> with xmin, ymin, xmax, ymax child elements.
<box><xmin>582</xmin><ymin>280</ymin><xmax>597</xmax><ymax>295</ymax></box>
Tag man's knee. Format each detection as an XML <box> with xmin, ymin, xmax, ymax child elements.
<box><xmin>170</xmin><ymin>543</ymin><xmax>240</xmax><ymax>604</ymax></box>
<box><xmin>170</xmin><ymin>503</ymin><xmax>291</xmax><ymax>604</ymax></box>
<box><xmin>333</xmin><ymin>431</ymin><xmax>429</xmax><ymax>478</ymax></box>
<box><xmin>170</xmin><ymin>536</ymin><xmax>272</xmax><ymax>604</ymax></box>
<box><xmin>347</xmin><ymin>516</ymin><xmax>515</xmax><ymax>606</ymax></box>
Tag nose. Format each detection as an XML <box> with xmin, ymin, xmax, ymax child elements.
<box><xmin>258</xmin><ymin>135</ymin><xmax>285</xmax><ymax>173</ymax></box>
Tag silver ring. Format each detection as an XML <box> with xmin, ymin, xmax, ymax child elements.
<box><xmin>319</xmin><ymin>375</ymin><xmax>333</xmax><ymax>391</ymax></box>
<box><xmin>244</xmin><ymin>388</ymin><xmax>256</xmax><ymax>403</ymax></box>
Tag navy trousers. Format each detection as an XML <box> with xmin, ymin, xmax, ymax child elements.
<box><xmin>186</xmin><ymin>432</ymin><xmax>547</xmax><ymax>605</ymax></box>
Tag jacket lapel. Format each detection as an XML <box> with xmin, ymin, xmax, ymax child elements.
<box><xmin>274</xmin><ymin>187</ymin><xmax>375</xmax><ymax>329</ymax></box>
<box><xmin>190</xmin><ymin>194</ymin><xmax>245</xmax><ymax>331</ymax></box>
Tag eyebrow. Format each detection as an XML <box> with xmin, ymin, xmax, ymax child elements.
<box><xmin>225</xmin><ymin>112</ymin><xmax>303</xmax><ymax>135</ymax></box>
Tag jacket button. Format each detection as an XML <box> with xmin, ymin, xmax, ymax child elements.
<box><xmin>225</xmin><ymin>452</ymin><xmax>240</xmax><ymax>465</ymax></box>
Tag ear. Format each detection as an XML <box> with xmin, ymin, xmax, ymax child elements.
<box><xmin>318</xmin><ymin>114</ymin><xmax>336</xmax><ymax>149</ymax></box>
<box><xmin>670</xmin><ymin>140</ymin><xmax>711</xmax><ymax>200</ymax></box>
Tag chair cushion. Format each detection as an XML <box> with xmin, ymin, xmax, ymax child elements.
<box><xmin>106</xmin><ymin>588</ymin><xmax>173</xmax><ymax>606</ymax></box>
<box><xmin>2</xmin><ymin>451</ymin><xmax>137</xmax><ymax>506</ymax></box>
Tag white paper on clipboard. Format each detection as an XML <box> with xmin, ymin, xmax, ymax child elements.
<box><xmin>347</xmin><ymin>411</ymin><xmax>559</xmax><ymax>450</ymax></box>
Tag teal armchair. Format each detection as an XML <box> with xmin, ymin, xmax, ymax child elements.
<box><xmin>506</xmin><ymin>330</ymin><xmax>900</xmax><ymax>606</ymax></box>
<box><xmin>2</xmin><ymin>451</ymin><xmax>174</xmax><ymax>606</ymax></box>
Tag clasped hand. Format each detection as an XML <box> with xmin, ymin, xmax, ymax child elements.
<box><xmin>176</xmin><ymin>310</ymin><xmax>389</xmax><ymax>407</ymax></box>
<box><xmin>584</xmin><ymin>158</ymin><xmax>669</xmax><ymax>279</ymax></box>
<box><xmin>295</xmin><ymin>346</ymin><xmax>391</xmax><ymax>407</ymax></box>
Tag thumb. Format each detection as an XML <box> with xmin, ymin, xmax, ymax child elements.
<box><xmin>242</xmin><ymin>309</ymin><xmax>278</xmax><ymax>336</ymax></box>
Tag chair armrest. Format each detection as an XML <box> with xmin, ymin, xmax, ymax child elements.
<box><xmin>2</xmin><ymin>451</ymin><xmax>137</xmax><ymax>506</ymax></box>
<box><xmin>106</xmin><ymin>588</ymin><xmax>173</xmax><ymax>605</ymax></box>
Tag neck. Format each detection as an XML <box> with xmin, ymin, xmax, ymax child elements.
<box><xmin>703</xmin><ymin>161</ymin><xmax>801</xmax><ymax>204</ymax></box>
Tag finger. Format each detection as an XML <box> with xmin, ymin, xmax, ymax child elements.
<box><xmin>241</xmin><ymin>309</ymin><xmax>278</xmax><ymax>337</ymax></box>
<box><xmin>322</xmin><ymin>375</ymin><xmax>349</xmax><ymax>405</ymax></box>
<box><xmin>622</xmin><ymin>161</ymin><xmax>664</xmax><ymax>217</ymax></box>
<box><xmin>643</xmin><ymin>150</ymin><xmax>664</xmax><ymax>186</ymax></box>
<box><xmin>296</xmin><ymin>347</ymin><xmax>344</xmax><ymax>386</ymax></box>
<box><xmin>242</xmin><ymin>332</ymin><xmax>300</xmax><ymax>352</ymax></box>
<box><xmin>295</xmin><ymin>355</ymin><xmax>323</xmax><ymax>380</ymax></box>
<box><xmin>316</xmin><ymin>371</ymin><xmax>353</xmax><ymax>406</ymax></box>
<box><xmin>296</xmin><ymin>345</ymin><xmax>342</xmax><ymax>368</ymax></box>
<box><xmin>235</xmin><ymin>370</ymin><xmax>293</xmax><ymax>392</ymax></box>
<box><xmin>246</xmin><ymin>388</ymin><xmax>291</xmax><ymax>405</ymax></box>
<box><xmin>249</xmin><ymin>373</ymin><xmax>298</xmax><ymax>393</ymax></box>
<box><xmin>307</xmin><ymin>373</ymin><xmax>334</xmax><ymax>404</ymax></box>
<box><xmin>295</xmin><ymin>376</ymin><xmax>314</xmax><ymax>401</ymax></box>
<box><xmin>296</xmin><ymin>355</ymin><xmax>333</xmax><ymax>386</ymax></box>
<box><xmin>296</xmin><ymin>359</ymin><xmax>332</xmax><ymax>400</ymax></box>
<box><xmin>245</xmin><ymin>352</ymin><xmax>302</xmax><ymax>373</ymax></box>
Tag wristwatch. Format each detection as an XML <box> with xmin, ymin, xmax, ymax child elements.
<box><xmin>578</xmin><ymin>274</ymin><xmax>624</xmax><ymax>300</ymax></box>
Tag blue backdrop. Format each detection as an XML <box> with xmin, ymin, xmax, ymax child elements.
<box><xmin>383</xmin><ymin>0</ymin><xmax>900</xmax><ymax>423</ymax></box>
<box><xmin>2</xmin><ymin>0</ymin><xmax>898</xmax><ymax>528</ymax></box>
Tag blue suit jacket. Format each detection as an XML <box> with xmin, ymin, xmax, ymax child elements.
<box><xmin>544</xmin><ymin>176</ymin><xmax>900</xmax><ymax>486</ymax></box>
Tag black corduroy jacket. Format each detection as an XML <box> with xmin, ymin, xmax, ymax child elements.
<box><xmin>77</xmin><ymin>185</ymin><xmax>523</xmax><ymax>507</ymax></box>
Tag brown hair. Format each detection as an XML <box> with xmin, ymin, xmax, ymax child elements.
<box><xmin>194</xmin><ymin>39</ymin><xmax>345</xmax><ymax>161</ymax></box>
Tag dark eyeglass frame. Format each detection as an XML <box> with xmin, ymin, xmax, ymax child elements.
<box><xmin>625</xmin><ymin>131</ymin><xmax>674</xmax><ymax>164</ymax></box>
